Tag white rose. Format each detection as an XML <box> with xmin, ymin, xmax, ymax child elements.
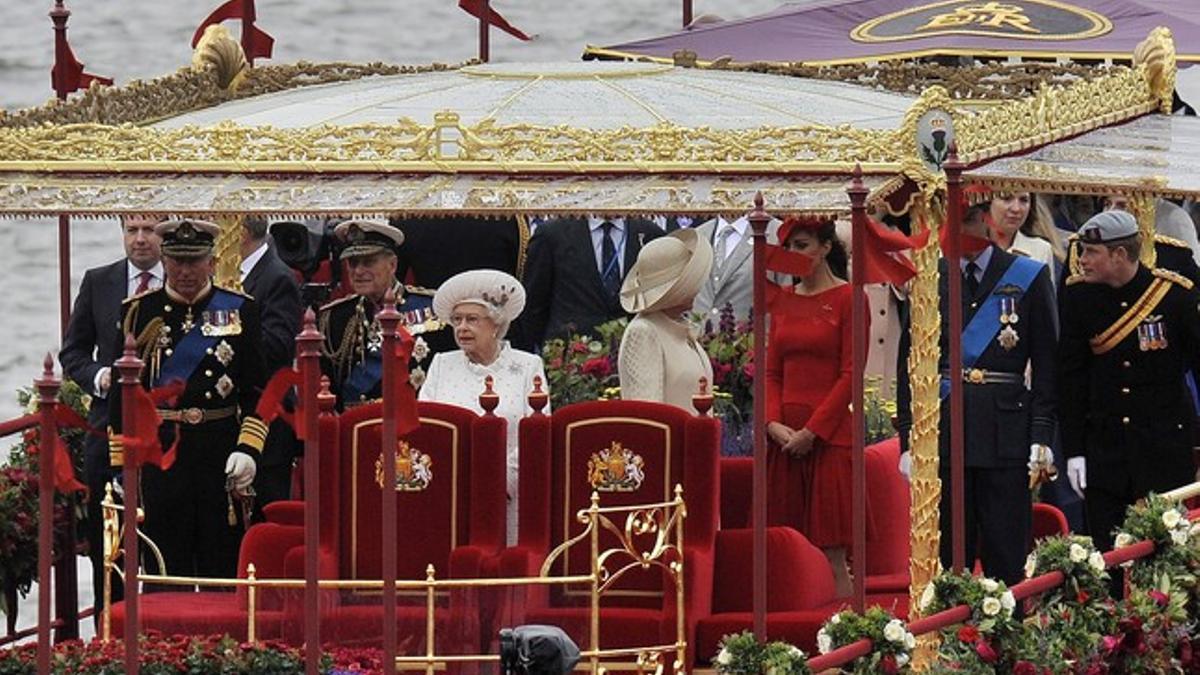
<box><xmin>830</xmin><ymin>613</ymin><xmax>841</xmax><ymax>624</ymax></box>
<box><xmin>982</xmin><ymin>597</ymin><xmax>1002</xmax><ymax>616</ymax></box>
<box><xmin>716</xmin><ymin>648</ymin><xmax>732</xmax><ymax>666</ymax></box>
<box><xmin>817</xmin><ymin>629</ymin><xmax>832</xmax><ymax>655</ymax></box>
<box><xmin>1163</xmin><ymin>509</ymin><xmax>1182</xmax><ymax>529</ymax></box>
<box><xmin>883</xmin><ymin>619</ymin><xmax>906</xmax><ymax>643</ymax></box>
<box><xmin>1000</xmin><ymin>590</ymin><xmax>1016</xmax><ymax>613</ymax></box>
<box><xmin>1088</xmin><ymin>551</ymin><xmax>1106</xmax><ymax>573</ymax></box>
<box><xmin>789</xmin><ymin>645</ymin><xmax>805</xmax><ymax>659</ymax></box>
<box><xmin>1114</xmin><ymin>532</ymin><xmax>1134</xmax><ymax>549</ymax></box>
<box><xmin>905</xmin><ymin>632</ymin><xmax>916</xmax><ymax>650</ymax></box>
<box><xmin>1069</xmin><ymin>543</ymin><xmax>1088</xmax><ymax>563</ymax></box>
<box><xmin>979</xmin><ymin>578</ymin><xmax>999</xmax><ymax>593</ymax></box>
<box><xmin>897</xmin><ymin>652</ymin><xmax>911</xmax><ymax>667</ymax></box>
<box><xmin>1024</xmin><ymin>554</ymin><xmax>1038</xmax><ymax>578</ymax></box>
<box><xmin>919</xmin><ymin>583</ymin><xmax>936</xmax><ymax>611</ymax></box>
<box><xmin>1172</xmin><ymin>529</ymin><xmax>1189</xmax><ymax>546</ymax></box>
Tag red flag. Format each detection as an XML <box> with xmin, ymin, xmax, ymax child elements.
<box><xmin>938</xmin><ymin>216</ymin><xmax>993</xmax><ymax>259</ymax></box>
<box><xmin>256</xmin><ymin>367</ymin><xmax>305</xmax><ymax>440</ymax></box>
<box><xmin>457</xmin><ymin>0</ymin><xmax>532</xmax><ymax>41</ymax></box>
<box><xmin>765</xmin><ymin>246</ymin><xmax>814</xmax><ymax>277</ymax></box>
<box><xmin>860</xmin><ymin>218</ymin><xmax>931</xmax><ymax>285</ymax></box>
<box><xmin>394</xmin><ymin>326</ymin><xmax>420</xmax><ymax>436</ymax></box>
<box><xmin>121</xmin><ymin>382</ymin><xmax>186</xmax><ymax>471</ymax></box>
<box><xmin>191</xmin><ymin>0</ymin><xmax>275</xmax><ymax>61</ymax></box>
<box><xmin>27</xmin><ymin>438</ymin><xmax>86</xmax><ymax>495</ymax></box>
<box><xmin>50</xmin><ymin>42</ymin><xmax>112</xmax><ymax>96</ymax></box>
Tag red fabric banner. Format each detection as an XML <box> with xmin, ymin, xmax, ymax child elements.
<box><xmin>255</xmin><ymin>367</ymin><xmax>304</xmax><ymax>440</ymax></box>
<box><xmin>860</xmin><ymin>217</ymin><xmax>930</xmax><ymax>285</ymax></box>
<box><xmin>457</xmin><ymin>0</ymin><xmax>532</xmax><ymax>41</ymax></box>
<box><xmin>394</xmin><ymin>326</ymin><xmax>420</xmax><ymax>436</ymax></box>
<box><xmin>191</xmin><ymin>0</ymin><xmax>275</xmax><ymax>60</ymax></box>
<box><xmin>122</xmin><ymin>382</ymin><xmax>185</xmax><ymax>471</ymax></box>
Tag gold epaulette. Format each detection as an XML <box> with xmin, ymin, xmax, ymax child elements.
<box><xmin>214</xmin><ymin>284</ymin><xmax>254</xmax><ymax>299</ymax></box>
<box><xmin>404</xmin><ymin>284</ymin><xmax>436</xmax><ymax>296</ymax></box>
<box><xmin>318</xmin><ymin>293</ymin><xmax>360</xmax><ymax>313</ymax></box>
<box><xmin>121</xmin><ymin>287</ymin><xmax>158</xmax><ymax>305</ymax></box>
<box><xmin>1155</xmin><ymin>233</ymin><xmax>1191</xmax><ymax>250</ymax></box>
<box><xmin>1152</xmin><ymin>267</ymin><xmax>1194</xmax><ymax>289</ymax></box>
<box><xmin>1065</xmin><ymin>274</ymin><xmax>1086</xmax><ymax>286</ymax></box>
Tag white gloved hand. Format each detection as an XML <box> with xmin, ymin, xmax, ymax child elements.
<box><xmin>1028</xmin><ymin>444</ymin><xmax>1054</xmax><ymax>472</ymax></box>
<box><xmin>898</xmin><ymin>451</ymin><xmax>912</xmax><ymax>481</ymax></box>
<box><xmin>225</xmin><ymin>451</ymin><xmax>257</xmax><ymax>491</ymax></box>
<box><xmin>1066</xmin><ymin>457</ymin><xmax>1087</xmax><ymax>499</ymax></box>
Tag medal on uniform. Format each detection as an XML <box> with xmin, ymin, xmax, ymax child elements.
<box><xmin>1137</xmin><ymin>322</ymin><xmax>1151</xmax><ymax>351</ymax></box>
<box><xmin>201</xmin><ymin>309</ymin><xmax>242</xmax><ymax>336</ymax></box>
<box><xmin>996</xmin><ymin>293</ymin><xmax>1020</xmax><ymax>351</ymax></box>
<box><xmin>1140</xmin><ymin>316</ymin><xmax>1167</xmax><ymax>351</ymax></box>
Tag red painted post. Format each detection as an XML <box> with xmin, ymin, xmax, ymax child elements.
<box><xmin>34</xmin><ymin>355</ymin><xmax>60</xmax><ymax>673</ymax></box>
<box><xmin>847</xmin><ymin>167</ymin><xmax>869</xmax><ymax>613</ymax></box>
<box><xmin>114</xmin><ymin>335</ymin><xmax>143</xmax><ymax>672</ymax></box>
<box><xmin>682</xmin><ymin>0</ymin><xmax>693</xmax><ymax>27</ymax></box>
<box><xmin>294</xmin><ymin>310</ymin><xmax>323</xmax><ymax>675</ymax></box>
<box><xmin>747</xmin><ymin>193</ymin><xmax>770</xmax><ymax>639</ymax></box>
<box><xmin>49</xmin><ymin>3</ymin><xmax>73</xmax><ymax>343</ymax></box>
<box><xmin>377</xmin><ymin>292</ymin><xmax>401</xmax><ymax>675</ymax></box>
<box><xmin>944</xmin><ymin>146</ymin><xmax>966</xmax><ymax>572</ymax></box>
<box><xmin>478</xmin><ymin>0</ymin><xmax>490</xmax><ymax>62</ymax></box>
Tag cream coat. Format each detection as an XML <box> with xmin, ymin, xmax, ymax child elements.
<box><xmin>618</xmin><ymin>312</ymin><xmax>714</xmax><ymax>414</ymax></box>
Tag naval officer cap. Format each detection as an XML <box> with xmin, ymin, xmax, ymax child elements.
<box><xmin>156</xmin><ymin>218</ymin><xmax>220</xmax><ymax>258</ymax></box>
<box><xmin>1078</xmin><ymin>210</ymin><xmax>1139</xmax><ymax>244</ymax></box>
<box><xmin>334</xmin><ymin>219</ymin><xmax>405</xmax><ymax>259</ymax></box>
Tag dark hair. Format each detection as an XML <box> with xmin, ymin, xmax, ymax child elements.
<box><xmin>783</xmin><ymin>220</ymin><xmax>848</xmax><ymax>281</ymax></box>
<box><xmin>243</xmin><ymin>217</ymin><xmax>270</xmax><ymax>241</ymax></box>
<box><xmin>1105</xmin><ymin>234</ymin><xmax>1142</xmax><ymax>262</ymax></box>
<box><xmin>964</xmin><ymin>203</ymin><xmax>990</xmax><ymax>229</ymax></box>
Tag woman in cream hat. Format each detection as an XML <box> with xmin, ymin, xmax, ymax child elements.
<box><xmin>418</xmin><ymin>269</ymin><xmax>548</xmax><ymax>544</ymax></box>
<box><xmin>617</xmin><ymin>229</ymin><xmax>714</xmax><ymax>413</ymax></box>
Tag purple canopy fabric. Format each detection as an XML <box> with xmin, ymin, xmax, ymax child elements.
<box><xmin>586</xmin><ymin>0</ymin><xmax>1200</xmax><ymax>65</ymax></box>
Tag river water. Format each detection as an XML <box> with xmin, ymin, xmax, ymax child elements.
<box><xmin>0</xmin><ymin>0</ymin><xmax>784</xmax><ymax>423</ymax></box>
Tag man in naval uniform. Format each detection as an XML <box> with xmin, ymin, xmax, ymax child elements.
<box><xmin>897</xmin><ymin>203</ymin><xmax>1058</xmax><ymax>586</ymax></box>
<box><xmin>1059</xmin><ymin>210</ymin><xmax>1200</xmax><ymax>552</ymax></box>
<box><xmin>318</xmin><ymin>219</ymin><xmax>445</xmax><ymax>407</ymax></box>
<box><xmin>108</xmin><ymin>218</ymin><xmax>267</xmax><ymax>580</ymax></box>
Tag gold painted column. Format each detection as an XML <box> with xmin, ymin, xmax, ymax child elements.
<box><xmin>1129</xmin><ymin>194</ymin><xmax>1158</xmax><ymax>268</ymax></box>
<box><xmin>907</xmin><ymin>195</ymin><xmax>944</xmax><ymax>669</ymax></box>
<box><xmin>213</xmin><ymin>214</ymin><xmax>245</xmax><ymax>291</ymax></box>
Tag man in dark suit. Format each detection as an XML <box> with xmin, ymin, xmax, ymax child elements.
<box><xmin>240</xmin><ymin>218</ymin><xmax>303</xmax><ymax>511</ymax></box>
<box><xmin>516</xmin><ymin>215</ymin><xmax>662</xmax><ymax>351</ymax></box>
<box><xmin>1059</xmin><ymin>210</ymin><xmax>1200</xmax><ymax>553</ymax></box>
<box><xmin>59</xmin><ymin>214</ymin><xmax>163</xmax><ymax>619</ymax></box>
<box><xmin>897</xmin><ymin>203</ymin><xmax>1058</xmax><ymax>585</ymax></box>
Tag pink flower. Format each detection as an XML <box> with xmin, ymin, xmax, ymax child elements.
<box><xmin>1148</xmin><ymin>590</ymin><xmax>1169</xmax><ymax>607</ymax></box>
<box><xmin>581</xmin><ymin>357</ymin><xmax>611</xmax><ymax>378</ymax></box>
<box><xmin>974</xmin><ymin>639</ymin><xmax>998</xmax><ymax>663</ymax></box>
<box><xmin>879</xmin><ymin>653</ymin><xmax>899</xmax><ymax>674</ymax></box>
<box><xmin>957</xmin><ymin>625</ymin><xmax>980</xmax><ymax>643</ymax></box>
<box><xmin>741</xmin><ymin>362</ymin><xmax>754</xmax><ymax>379</ymax></box>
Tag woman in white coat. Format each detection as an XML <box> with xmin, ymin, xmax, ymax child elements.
<box><xmin>617</xmin><ymin>228</ymin><xmax>714</xmax><ymax>413</ymax></box>
<box><xmin>418</xmin><ymin>269</ymin><xmax>548</xmax><ymax>544</ymax></box>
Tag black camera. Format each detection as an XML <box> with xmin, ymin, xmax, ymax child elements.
<box><xmin>499</xmin><ymin>626</ymin><xmax>580</xmax><ymax>675</ymax></box>
<box><xmin>270</xmin><ymin>219</ymin><xmax>343</xmax><ymax>310</ymax></box>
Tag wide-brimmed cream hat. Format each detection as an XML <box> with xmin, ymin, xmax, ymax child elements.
<box><xmin>433</xmin><ymin>269</ymin><xmax>526</xmax><ymax>324</ymax></box>
<box><xmin>620</xmin><ymin>228</ymin><xmax>713</xmax><ymax>314</ymax></box>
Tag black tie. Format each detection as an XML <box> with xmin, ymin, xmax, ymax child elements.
<box><xmin>964</xmin><ymin>260</ymin><xmax>980</xmax><ymax>298</ymax></box>
<box><xmin>600</xmin><ymin>221</ymin><xmax>621</xmax><ymax>300</ymax></box>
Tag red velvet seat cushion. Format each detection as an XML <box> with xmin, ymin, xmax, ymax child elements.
<box><xmin>712</xmin><ymin>527</ymin><xmax>836</xmax><ymax>613</ymax></box>
<box><xmin>110</xmin><ymin>592</ymin><xmax>285</xmax><ymax>641</ymax></box>
<box><xmin>719</xmin><ymin>458</ymin><xmax>753</xmax><ymax>529</ymax></box>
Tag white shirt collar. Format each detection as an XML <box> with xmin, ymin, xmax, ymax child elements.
<box><xmin>127</xmin><ymin>260</ymin><xmax>163</xmax><ymax>282</ymax></box>
<box><xmin>588</xmin><ymin>216</ymin><xmax>626</xmax><ymax>232</ymax></box>
<box><xmin>716</xmin><ymin>216</ymin><xmax>748</xmax><ymax>238</ymax></box>
<box><xmin>240</xmin><ymin>241</ymin><xmax>270</xmax><ymax>281</ymax></box>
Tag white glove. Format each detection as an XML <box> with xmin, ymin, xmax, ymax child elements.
<box><xmin>1028</xmin><ymin>444</ymin><xmax>1054</xmax><ymax>472</ymax></box>
<box><xmin>225</xmin><ymin>451</ymin><xmax>257</xmax><ymax>491</ymax></box>
<box><xmin>1066</xmin><ymin>457</ymin><xmax>1087</xmax><ymax>499</ymax></box>
<box><xmin>898</xmin><ymin>451</ymin><xmax>912</xmax><ymax>481</ymax></box>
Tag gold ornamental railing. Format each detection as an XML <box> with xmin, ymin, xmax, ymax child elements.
<box><xmin>102</xmin><ymin>486</ymin><xmax>689</xmax><ymax>674</ymax></box>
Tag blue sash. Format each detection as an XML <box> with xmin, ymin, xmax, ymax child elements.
<box><xmin>940</xmin><ymin>256</ymin><xmax>1043</xmax><ymax>399</ymax></box>
<box><xmin>155</xmin><ymin>290</ymin><xmax>245</xmax><ymax>387</ymax></box>
<box><xmin>343</xmin><ymin>349</ymin><xmax>382</xmax><ymax>403</ymax></box>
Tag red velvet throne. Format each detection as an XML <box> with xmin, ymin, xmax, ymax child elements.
<box><xmin>500</xmin><ymin>399</ymin><xmax>720</xmax><ymax>658</ymax></box>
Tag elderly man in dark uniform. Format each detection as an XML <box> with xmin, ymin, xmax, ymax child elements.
<box><xmin>318</xmin><ymin>219</ymin><xmax>446</xmax><ymax>406</ymax></box>
<box><xmin>898</xmin><ymin>203</ymin><xmax>1058</xmax><ymax>585</ymax></box>
<box><xmin>108</xmin><ymin>218</ymin><xmax>267</xmax><ymax>580</ymax></box>
<box><xmin>1059</xmin><ymin>210</ymin><xmax>1200</xmax><ymax>552</ymax></box>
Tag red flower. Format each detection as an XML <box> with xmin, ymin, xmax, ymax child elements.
<box><xmin>1013</xmin><ymin>661</ymin><xmax>1039</xmax><ymax>675</ymax></box>
<box><xmin>957</xmin><ymin>625</ymin><xmax>980</xmax><ymax>643</ymax></box>
<box><xmin>741</xmin><ymin>362</ymin><xmax>755</xmax><ymax>379</ymax></box>
<box><xmin>1148</xmin><ymin>590</ymin><xmax>1169</xmax><ymax>607</ymax></box>
<box><xmin>571</xmin><ymin>341</ymin><xmax>589</xmax><ymax>354</ymax></box>
<box><xmin>1077</xmin><ymin>589</ymin><xmax>1090</xmax><ymax>604</ymax></box>
<box><xmin>581</xmin><ymin>357</ymin><xmax>611</xmax><ymax>378</ymax></box>
<box><xmin>1101</xmin><ymin>635</ymin><xmax>1120</xmax><ymax>653</ymax></box>
<box><xmin>974</xmin><ymin>639</ymin><xmax>998</xmax><ymax>663</ymax></box>
<box><xmin>879</xmin><ymin>653</ymin><xmax>899</xmax><ymax>674</ymax></box>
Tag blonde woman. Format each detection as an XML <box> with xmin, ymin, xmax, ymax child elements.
<box><xmin>989</xmin><ymin>192</ymin><xmax>1065</xmax><ymax>274</ymax></box>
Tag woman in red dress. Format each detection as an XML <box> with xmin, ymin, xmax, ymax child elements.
<box><xmin>765</xmin><ymin>217</ymin><xmax>863</xmax><ymax>596</ymax></box>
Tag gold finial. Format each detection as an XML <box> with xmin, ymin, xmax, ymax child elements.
<box><xmin>1133</xmin><ymin>27</ymin><xmax>1177</xmax><ymax>115</ymax></box>
<box><xmin>192</xmin><ymin>25</ymin><xmax>249</xmax><ymax>92</ymax></box>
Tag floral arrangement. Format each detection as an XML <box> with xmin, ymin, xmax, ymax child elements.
<box><xmin>714</xmin><ymin>630</ymin><xmax>811</xmax><ymax>675</ymax></box>
<box><xmin>1071</xmin><ymin>587</ymin><xmax>1195</xmax><ymax>674</ymax></box>
<box><xmin>1114</xmin><ymin>493</ymin><xmax>1200</xmax><ymax>597</ymax></box>
<box><xmin>863</xmin><ymin>376</ymin><xmax>898</xmax><ymax>445</ymax></box>
<box><xmin>696</xmin><ymin>303</ymin><xmax>754</xmax><ymax>421</ymax></box>
<box><xmin>540</xmin><ymin>318</ymin><xmax>627</xmax><ymax>409</ymax></box>
<box><xmin>1</xmin><ymin>379</ymin><xmax>91</xmax><ymax>619</ymax></box>
<box><xmin>0</xmin><ymin>633</ymin><xmax>387</xmax><ymax>674</ymax></box>
<box><xmin>920</xmin><ymin>571</ymin><xmax>1021</xmax><ymax>673</ymax></box>
<box><xmin>817</xmin><ymin>606</ymin><xmax>914</xmax><ymax>674</ymax></box>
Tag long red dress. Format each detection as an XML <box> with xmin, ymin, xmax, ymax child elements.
<box><xmin>765</xmin><ymin>283</ymin><xmax>871</xmax><ymax>548</ymax></box>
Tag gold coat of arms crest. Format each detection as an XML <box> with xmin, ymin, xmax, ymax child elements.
<box><xmin>375</xmin><ymin>441</ymin><xmax>433</xmax><ymax>491</ymax></box>
<box><xmin>587</xmin><ymin>442</ymin><xmax>646</xmax><ymax>492</ymax></box>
